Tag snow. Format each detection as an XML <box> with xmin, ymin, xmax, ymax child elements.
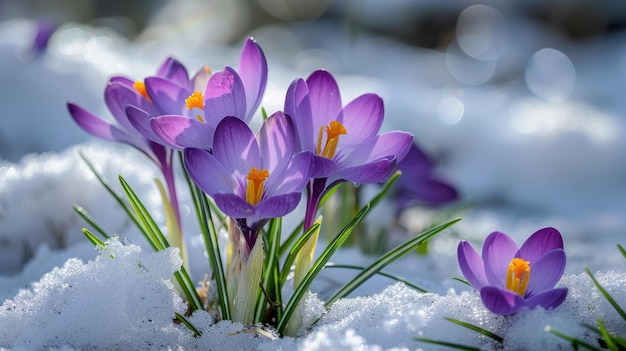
<box><xmin>2</xmin><ymin>2</ymin><xmax>626</xmax><ymax>350</ymax></box>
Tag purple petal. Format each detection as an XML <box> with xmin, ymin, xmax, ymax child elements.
<box><xmin>104</xmin><ymin>82</ymin><xmax>146</xmax><ymax>132</ymax></box>
<box><xmin>257</xmin><ymin>111</ymin><xmax>294</xmax><ymax>174</ymax></box>
<box><xmin>183</xmin><ymin>148</ymin><xmax>235</xmax><ymax>195</ymax></box>
<box><xmin>265</xmin><ymin>151</ymin><xmax>313</xmax><ymax>196</ymax></box>
<box><xmin>145</xmin><ymin>77</ymin><xmax>189</xmax><ymax>115</ymax></box>
<box><xmin>524</xmin><ymin>287</ymin><xmax>568</xmax><ymax>310</ymax></box>
<box><xmin>126</xmin><ymin>106</ymin><xmax>162</xmax><ymax>143</ymax></box>
<box><xmin>517</xmin><ymin>227</ymin><xmax>564</xmax><ymax>263</ymax></box>
<box><xmin>480</xmin><ymin>286</ymin><xmax>525</xmax><ymax>315</ymax></box>
<box><xmin>311</xmin><ymin>155</ymin><xmax>338</xmax><ymax>179</ymax></box>
<box><xmin>204</xmin><ymin>67</ymin><xmax>247</xmax><ymax>124</ymax></box>
<box><xmin>331</xmin><ymin>156</ymin><xmax>397</xmax><ymax>184</ymax></box>
<box><xmin>398</xmin><ymin>142</ymin><xmax>435</xmax><ymax>178</ymax></box>
<box><xmin>457</xmin><ymin>241</ymin><xmax>488</xmax><ymax>290</ymax></box>
<box><xmin>398</xmin><ymin>178</ymin><xmax>458</xmax><ymax>207</ymax></box>
<box><xmin>306</xmin><ymin>70</ymin><xmax>343</xmax><ymax>123</ymax></box>
<box><xmin>525</xmin><ymin>249</ymin><xmax>566</xmax><ymax>295</ymax></box>
<box><xmin>150</xmin><ymin>115</ymin><xmax>214</xmax><ymax>150</ymax></box>
<box><xmin>285</xmin><ymin>78</ymin><xmax>315</xmax><ymax>153</ymax></box>
<box><xmin>482</xmin><ymin>232</ymin><xmax>518</xmax><ymax>287</ymax></box>
<box><xmin>213</xmin><ymin>193</ymin><xmax>255</xmax><ymax>219</ymax></box>
<box><xmin>338</xmin><ymin>132</ymin><xmax>413</xmax><ymax>167</ymax></box>
<box><xmin>238</xmin><ymin>38</ymin><xmax>268</xmax><ymax>120</ymax></box>
<box><xmin>67</xmin><ymin>103</ymin><xmax>118</xmax><ymax>141</ymax></box>
<box><xmin>156</xmin><ymin>57</ymin><xmax>190</xmax><ymax>88</ymax></box>
<box><xmin>340</xmin><ymin>93</ymin><xmax>383</xmax><ymax>145</ymax></box>
<box><xmin>212</xmin><ymin>117</ymin><xmax>259</xmax><ymax>175</ymax></box>
<box><xmin>255</xmin><ymin>192</ymin><xmax>302</xmax><ymax>219</ymax></box>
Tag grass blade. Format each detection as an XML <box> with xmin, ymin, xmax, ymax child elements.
<box><xmin>175</xmin><ymin>313</ymin><xmax>201</xmax><ymax>337</ymax></box>
<box><xmin>618</xmin><ymin>244</ymin><xmax>626</xmax><ymax>260</ymax></box>
<box><xmin>546</xmin><ymin>326</ymin><xmax>604</xmax><ymax>350</ymax></box>
<box><xmin>74</xmin><ymin>205</ymin><xmax>111</xmax><ymax>240</ymax></box>
<box><xmin>325</xmin><ymin>217</ymin><xmax>461</xmax><ymax>306</ymax></box>
<box><xmin>82</xmin><ymin>228</ymin><xmax>106</xmax><ymax>248</ymax></box>
<box><xmin>254</xmin><ymin>217</ymin><xmax>282</xmax><ymax>323</ymax></box>
<box><xmin>444</xmin><ymin>317</ymin><xmax>503</xmax><ymax>343</ymax></box>
<box><xmin>279</xmin><ymin>222</ymin><xmax>321</xmax><ymax>286</ymax></box>
<box><xmin>323</xmin><ymin>263</ymin><xmax>428</xmax><ymax>293</ymax></box>
<box><xmin>276</xmin><ymin>203</ymin><xmax>371</xmax><ymax>335</ymax></box>
<box><xmin>414</xmin><ymin>337</ymin><xmax>480</xmax><ymax>351</ymax></box>
<box><xmin>586</xmin><ymin>267</ymin><xmax>626</xmax><ymax>322</ymax></box>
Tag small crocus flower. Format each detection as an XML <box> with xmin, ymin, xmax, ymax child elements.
<box><xmin>31</xmin><ymin>19</ymin><xmax>57</xmax><ymax>56</ymax></box>
<box><xmin>457</xmin><ymin>227</ymin><xmax>568</xmax><ymax>315</ymax></box>
<box><xmin>145</xmin><ymin>38</ymin><xmax>268</xmax><ymax>151</ymax></box>
<box><xmin>393</xmin><ymin>142</ymin><xmax>458</xmax><ymax>212</ymax></box>
<box><xmin>183</xmin><ymin>112</ymin><xmax>313</xmax><ymax>249</ymax></box>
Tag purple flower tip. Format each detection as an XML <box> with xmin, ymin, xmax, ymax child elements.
<box><xmin>457</xmin><ymin>227</ymin><xmax>567</xmax><ymax>315</ymax></box>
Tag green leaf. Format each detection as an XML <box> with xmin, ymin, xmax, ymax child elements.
<box><xmin>82</xmin><ymin>228</ymin><xmax>106</xmax><ymax>248</ymax></box>
<box><xmin>325</xmin><ymin>217</ymin><xmax>461</xmax><ymax>306</ymax></box>
<box><xmin>323</xmin><ymin>263</ymin><xmax>427</xmax><ymax>293</ymax></box>
<box><xmin>73</xmin><ymin>205</ymin><xmax>111</xmax><ymax>239</ymax></box>
<box><xmin>586</xmin><ymin>267</ymin><xmax>626</xmax><ymax>322</ymax></box>
<box><xmin>175</xmin><ymin>313</ymin><xmax>201</xmax><ymax>337</ymax></box>
<box><xmin>254</xmin><ymin>217</ymin><xmax>283</xmax><ymax>323</ymax></box>
<box><xmin>546</xmin><ymin>325</ymin><xmax>603</xmax><ymax>350</ymax></box>
<box><xmin>276</xmin><ymin>203</ymin><xmax>371</xmax><ymax>335</ymax></box>
<box><xmin>444</xmin><ymin>317</ymin><xmax>503</xmax><ymax>343</ymax></box>
<box><xmin>452</xmin><ymin>277</ymin><xmax>471</xmax><ymax>286</ymax></box>
<box><xmin>618</xmin><ymin>244</ymin><xmax>626</xmax><ymax>260</ymax></box>
<box><xmin>279</xmin><ymin>222</ymin><xmax>321</xmax><ymax>286</ymax></box>
<box><xmin>414</xmin><ymin>337</ymin><xmax>481</xmax><ymax>351</ymax></box>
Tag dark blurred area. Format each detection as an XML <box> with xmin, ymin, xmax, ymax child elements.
<box><xmin>2</xmin><ymin>0</ymin><xmax>625</xmax><ymax>49</ymax></box>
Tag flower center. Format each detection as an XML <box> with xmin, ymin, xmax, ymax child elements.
<box><xmin>316</xmin><ymin>120</ymin><xmax>347</xmax><ymax>159</ymax></box>
<box><xmin>245</xmin><ymin>167</ymin><xmax>269</xmax><ymax>205</ymax></box>
<box><xmin>506</xmin><ymin>258</ymin><xmax>530</xmax><ymax>296</ymax></box>
<box><xmin>133</xmin><ymin>81</ymin><xmax>151</xmax><ymax>102</ymax></box>
<box><xmin>185</xmin><ymin>91</ymin><xmax>205</xmax><ymax>122</ymax></box>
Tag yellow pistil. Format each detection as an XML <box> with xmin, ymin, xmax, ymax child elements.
<box><xmin>203</xmin><ymin>66</ymin><xmax>211</xmax><ymax>74</ymax></box>
<box><xmin>133</xmin><ymin>81</ymin><xmax>151</xmax><ymax>102</ymax></box>
<box><xmin>506</xmin><ymin>258</ymin><xmax>531</xmax><ymax>296</ymax></box>
<box><xmin>185</xmin><ymin>91</ymin><xmax>204</xmax><ymax>110</ymax></box>
<box><xmin>316</xmin><ymin>120</ymin><xmax>347</xmax><ymax>159</ymax></box>
<box><xmin>245</xmin><ymin>167</ymin><xmax>269</xmax><ymax>205</ymax></box>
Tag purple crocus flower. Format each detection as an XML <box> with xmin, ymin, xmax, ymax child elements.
<box><xmin>144</xmin><ymin>38</ymin><xmax>268</xmax><ymax>151</ymax></box>
<box><xmin>183</xmin><ymin>112</ymin><xmax>313</xmax><ymax>249</ymax></box>
<box><xmin>284</xmin><ymin>70</ymin><xmax>413</xmax><ymax>231</ymax></box>
<box><xmin>457</xmin><ymin>227</ymin><xmax>568</xmax><ymax>315</ymax></box>
<box><xmin>31</xmin><ymin>19</ymin><xmax>57</xmax><ymax>56</ymax></box>
<box><xmin>393</xmin><ymin>142</ymin><xmax>458</xmax><ymax>212</ymax></box>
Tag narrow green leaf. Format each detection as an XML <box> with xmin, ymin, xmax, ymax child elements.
<box><xmin>414</xmin><ymin>337</ymin><xmax>480</xmax><ymax>351</ymax></box>
<box><xmin>175</xmin><ymin>313</ymin><xmax>201</xmax><ymax>337</ymax></box>
<box><xmin>444</xmin><ymin>317</ymin><xmax>503</xmax><ymax>343</ymax></box>
<box><xmin>74</xmin><ymin>205</ymin><xmax>111</xmax><ymax>239</ymax></box>
<box><xmin>276</xmin><ymin>203</ymin><xmax>371</xmax><ymax>335</ymax></box>
<box><xmin>586</xmin><ymin>267</ymin><xmax>626</xmax><ymax>322</ymax></box>
<box><xmin>325</xmin><ymin>217</ymin><xmax>461</xmax><ymax>306</ymax></box>
<box><xmin>596</xmin><ymin>319</ymin><xmax>618</xmax><ymax>351</ymax></box>
<box><xmin>546</xmin><ymin>326</ymin><xmax>604</xmax><ymax>350</ymax></box>
<box><xmin>279</xmin><ymin>222</ymin><xmax>321</xmax><ymax>286</ymax></box>
<box><xmin>452</xmin><ymin>277</ymin><xmax>471</xmax><ymax>286</ymax></box>
<box><xmin>82</xmin><ymin>228</ymin><xmax>106</xmax><ymax>248</ymax></box>
<box><xmin>323</xmin><ymin>263</ymin><xmax>427</xmax><ymax>293</ymax></box>
<box><xmin>618</xmin><ymin>244</ymin><xmax>626</xmax><ymax>260</ymax></box>
<box><xmin>254</xmin><ymin>217</ymin><xmax>282</xmax><ymax>323</ymax></box>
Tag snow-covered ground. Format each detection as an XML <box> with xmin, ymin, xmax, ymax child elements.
<box><xmin>1</xmin><ymin>2</ymin><xmax>625</xmax><ymax>350</ymax></box>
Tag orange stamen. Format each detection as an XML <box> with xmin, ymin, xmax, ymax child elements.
<box><xmin>316</xmin><ymin>120</ymin><xmax>347</xmax><ymax>159</ymax></box>
<box><xmin>133</xmin><ymin>81</ymin><xmax>151</xmax><ymax>102</ymax></box>
<box><xmin>185</xmin><ymin>91</ymin><xmax>204</xmax><ymax>110</ymax></box>
<box><xmin>506</xmin><ymin>258</ymin><xmax>531</xmax><ymax>296</ymax></box>
<box><xmin>245</xmin><ymin>168</ymin><xmax>269</xmax><ymax>205</ymax></box>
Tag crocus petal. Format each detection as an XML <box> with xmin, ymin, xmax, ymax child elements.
<box><xmin>257</xmin><ymin>111</ymin><xmax>294</xmax><ymax>174</ymax></box>
<box><xmin>399</xmin><ymin>142</ymin><xmax>435</xmax><ymax>177</ymax></box>
<box><xmin>311</xmin><ymin>155</ymin><xmax>338</xmax><ymax>179</ymax></box>
<box><xmin>331</xmin><ymin>156</ymin><xmax>397</xmax><ymax>184</ymax></box>
<box><xmin>340</xmin><ymin>93</ymin><xmax>384</xmax><ymax>145</ymax></box>
<box><xmin>67</xmin><ymin>103</ymin><xmax>119</xmax><ymax>142</ymax></box>
<box><xmin>306</xmin><ymin>70</ymin><xmax>343</xmax><ymax>123</ymax></box>
<box><xmin>126</xmin><ymin>106</ymin><xmax>161</xmax><ymax>143</ymax></box>
<box><xmin>482</xmin><ymin>232</ymin><xmax>518</xmax><ymax>287</ymax></box>
<box><xmin>204</xmin><ymin>67</ymin><xmax>247</xmax><ymax>124</ymax></box>
<box><xmin>480</xmin><ymin>286</ymin><xmax>525</xmax><ymax>315</ymax></box>
<box><xmin>525</xmin><ymin>249</ymin><xmax>566</xmax><ymax>295</ymax></box>
<box><xmin>183</xmin><ymin>148</ymin><xmax>236</xmax><ymax>195</ymax></box>
<box><xmin>457</xmin><ymin>241</ymin><xmax>489</xmax><ymax>290</ymax></box>
<box><xmin>255</xmin><ymin>192</ymin><xmax>302</xmax><ymax>219</ymax></box>
<box><xmin>150</xmin><ymin>115</ymin><xmax>214</xmax><ymax>150</ymax></box>
<box><xmin>337</xmin><ymin>132</ymin><xmax>413</xmax><ymax>168</ymax></box>
<box><xmin>265</xmin><ymin>151</ymin><xmax>313</xmax><ymax>196</ymax></box>
<box><xmin>285</xmin><ymin>78</ymin><xmax>315</xmax><ymax>153</ymax></box>
<box><xmin>213</xmin><ymin>193</ymin><xmax>255</xmax><ymax>219</ymax></box>
<box><xmin>212</xmin><ymin>117</ymin><xmax>259</xmax><ymax>175</ymax></box>
<box><xmin>524</xmin><ymin>287</ymin><xmax>568</xmax><ymax>310</ymax></box>
<box><xmin>145</xmin><ymin>77</ymin><xmax>190</xmax><ymax>115</ymax></box>
<box><xmin>157</xmin><ymin>57</ymin><xmax>190</xmax><ymax>88</ymax></box>
<box><xmin>399</xmin><ymin>178</ymin><xmax>458</xmax><ymax>207</ymax></box>
<box><xmin>238</xmin><ymin>38</ymin><xmax>267</xmax><ymax>120</ymax></box>
<box><xmin>517</xmin><ymin>227</ymin><xmax>564</xmax><ymax>263</ymax></box>
<box><xmin>104</xmin><ymin>82</ymin><xmax>147</xmax><ymax>132</ymax></box>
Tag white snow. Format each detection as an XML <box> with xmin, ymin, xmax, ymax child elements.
<box><xmin>2</xmin><ymin>3</ymin><xmax>626</xmax><ymax>350</ymax></box>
